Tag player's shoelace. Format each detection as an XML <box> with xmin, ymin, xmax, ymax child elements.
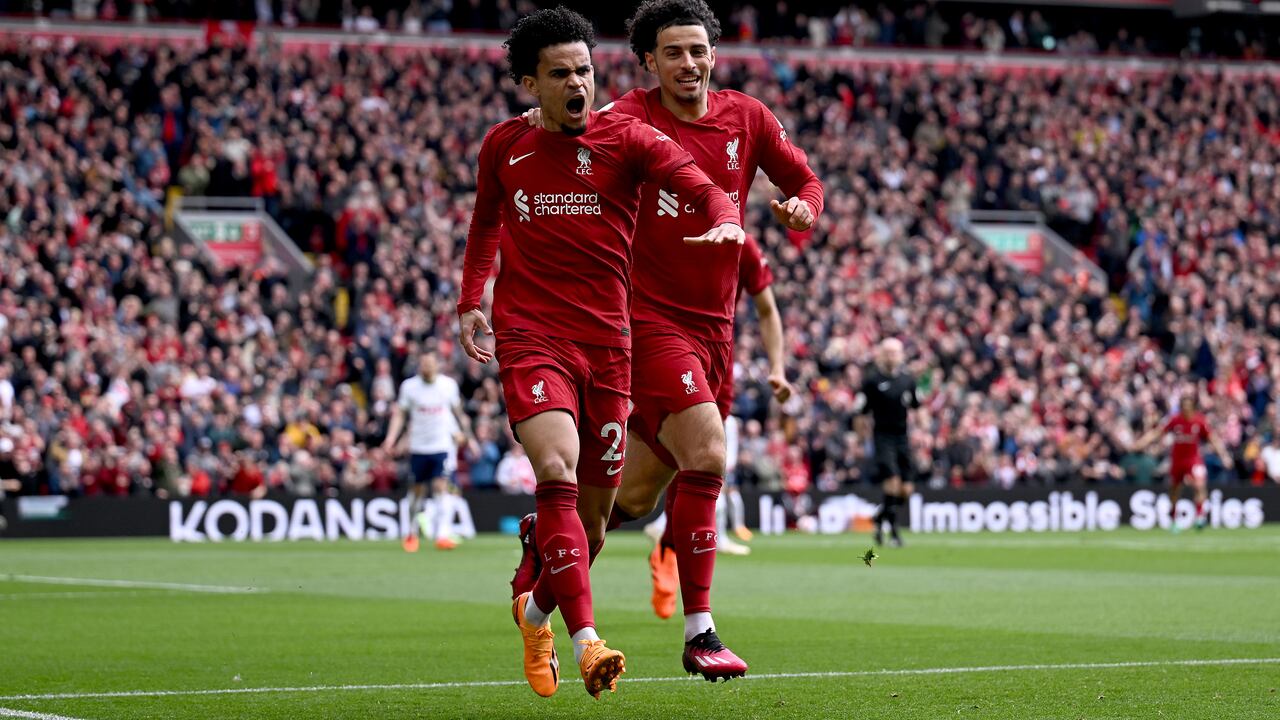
<box><xmin>687</xmin><ymin>629</ymin><xmax>727</xmax><ymax>652</ymax></box>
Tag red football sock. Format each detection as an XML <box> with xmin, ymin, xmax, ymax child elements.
<box><xmin>670</xmin><ymin>470</ymin><xmax>723</xmax><ymax>615</ymax></box>
<box><xmin>659</xmin><ymin>476</ymin><xmax>679</xmax><ymax>550</ymax></box>
<box><xmin>530</xmin><ymin>481</ymin><xmax>594</xmax><ymax>634</ymax></box>
<box><xmin>1195</xmin><ymin>499</ymin><xmax>1205</xmax><ymax>517</ymax></box>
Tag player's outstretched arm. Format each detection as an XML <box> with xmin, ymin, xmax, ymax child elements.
<box><xmin>662</xmin><ymin>164</ymin><xmax>743</xmax><ymax>244</ymax></box>
<box><xmin>631</xmin><ymin>125</ymin><xmax>741</xmax><ymax>243</ymax></box>
<box><xmin>458</xmin><ymin>308</ymin><xmax>494</xmax><ymax>364</ymax></box>
<box><xmin>1132</xmin><ymin>426</ymin><xmax>1162</xmax><ymax>453</ymax></box>
<box><xmin>685</xmin><ymin>222</ymin><xmax>745</xmax><ymax>245</ymax></box>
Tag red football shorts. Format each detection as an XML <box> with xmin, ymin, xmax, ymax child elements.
<box><xmin>628</xmin><ymin>321</ymin><xmax>733</xmax><ymax>469</ymax></box>
<box><xmin>494</xmin><ymin>330</ymin><xmax>630</xmax><ymax>489</ymax></box>
<box><xmin>1170</xmin><ymin>461</ymin><xmax>1206</xmax><ymax>489</ymax></box>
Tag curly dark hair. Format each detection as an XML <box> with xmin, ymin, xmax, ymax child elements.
<box><xmin>504</xmin><ymin>6</ymin><xmax>598</xmax><ymax>84</ymax></box>
<box><xmin>625</xmin><ymin>0</ymin><xmax>722</xmax><ymax>69</ymax></box>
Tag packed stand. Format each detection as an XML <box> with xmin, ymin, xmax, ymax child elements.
<box><xmin>2</xmin><ymin>38</ymin><xmax>1280</xmax><ymax>502</ymax></box>
<box><xmin>22</xmin><ymin>0</ymin><xmax>1278</xmax><ymax>60</ymax></box>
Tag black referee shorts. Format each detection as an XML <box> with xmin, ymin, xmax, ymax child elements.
<box><xmin>873</xmin><ymin>434</ymin><xmax>913</xmax><ymax>484</ymax></box>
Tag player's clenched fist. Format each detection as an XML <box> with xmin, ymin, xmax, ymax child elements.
<box><xmin>770</xmin><ymin>196</ymin><xmax>814</xmax><ymax>231</ymax></box>
<box><xmin>684</xmin><ymin>222</ymin><xmax>745</xmax><ymax>245</ymax></box>
<box><xmin>768</xmin><ymin>371</ymin><xmax>794</xmax><ymax>403</ymax></box>
<box><xmin>458</xmin><ymin>308</ymin><xmax>494</xmax><ymax>364</ymax></box>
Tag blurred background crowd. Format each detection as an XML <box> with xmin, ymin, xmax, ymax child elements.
<box><xmin>4</xmin><ymin>1</ymin><xmax>1280</xmax><ymax>500</ymax></box>
<box><xmin>6</xmin><ymin>0</ymin><xmax>1279</xmax><ymax>59</ymax></box>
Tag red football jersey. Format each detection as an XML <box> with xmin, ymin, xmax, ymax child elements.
<box><xmin>459</xmin><ymin>112</ymin><xmax>740</xmax><ymax>349</ymax></box>
<box><xmin>1164</xmin><ymin>412</ymin><xmax>1210</xmax><ymax>466</ymax></box>
<box><xmin>608</xmin><ymin>88</ymin><xmax>823</xmax><ymax>341</ymax></box>
<box><xmin>736</xmin><ymin>234</ymin><xmax>775</xmax><ymax>300</ymax></box>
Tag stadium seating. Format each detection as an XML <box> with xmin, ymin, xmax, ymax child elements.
<box><xmin>2</xmin><ymin>36</ymin><xmax>1279</xmax><ymax>499</ymax></box>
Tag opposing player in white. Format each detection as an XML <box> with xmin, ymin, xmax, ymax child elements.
<box><xmin>383</xmin><ymin>350</ymin><xmax>472</xmax><ymax>551</ymax></box>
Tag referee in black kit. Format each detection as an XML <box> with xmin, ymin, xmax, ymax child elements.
<box><xmin>854</xmin><ymin>338</ymin><xmax>922</xmax><ymax>547</ymax></box>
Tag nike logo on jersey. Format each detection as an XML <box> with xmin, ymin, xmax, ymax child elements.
<box><xmin>549</xmin><ymin>562</ymin><xmax>579</xmax><ymax>575</ymax></box>
<box><xmin>691</xmin><ymin>546</ymin><xmax>715</xmax><ymax>554</ymax></box>
<box><xmin>606</xmin><ymin>465</ymin><xmax>624</xmax><ymax>476</ymax></box>
<box><xmin>878</xmin><ymin>381</ymin><xmax>891</xmax><ymax>391</ymax></box>
<box><xmin>509</xmin><ymin>151</ymin><xmax>535</xmax><ymax>165</ymax></box>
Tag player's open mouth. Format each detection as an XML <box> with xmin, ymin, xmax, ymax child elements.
<box><xmin>677</xmin><ymin>75</ymin><xmax>700</xmax><ymax>90</ymax></box>
<box><xmin>566</xmin><ymin>95</ymin><xmax>586</xmax><ymax>118</ymax></box>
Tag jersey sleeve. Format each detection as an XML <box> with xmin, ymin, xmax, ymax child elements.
<box><xmin>753</xmin><ymin>101</ymin><xmax>825</xmax><ymax>221</ymax></box>
<box><xmin>667</xmin><ymin>163</ymin><xmax>741</xmax><ymax>228</ymax></box>
<box><xmin>600</xmin><ymin>89</ymin><xmax>647</xmax><ymax>119</ymax></box>
<box><xmin>458</xmin><ymin>125</ymin><xmax>505</xmax><ymax>315</ymax></box>
<box><xmin>738</xmin><ymin>235</ymin><xmax>774</xmax><ymax>296</ymax></box>
<box><xmin>630</xmin><ymin>122</ymin><xmax>695</xmax><ymax>185</ymax></box>
<box><xmin>397</xmin><ymin>381</ymin><xmax>412</xmax><ymax>410</ymax></box>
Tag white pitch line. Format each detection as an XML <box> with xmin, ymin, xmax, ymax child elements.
<box><xmin>0</xmin><ymin>707</ymin><xmax>91</xmax><ymax>720</ymax></box>
<box><xmin>2</xmin><ymin>575</ymin><xmax>262</xmax><ymax>595</ymax></box>
<box><xmin>0</xmin><ymin>591</ymin><xmax>183</xmax><ymax>601</ymax></box>
<box><xmin>2</xmin><ymin>657</ymin><xmax>1277</xmax><ymax>702</ymax></box>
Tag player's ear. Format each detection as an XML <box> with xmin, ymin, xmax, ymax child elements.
<box><xmin>707</xmin><ymin>46</ymin><xmax>716</xmax><ymax>71</ymax></box>
<box><xmin>644</xmin><ymin>51</ymin><xmax>657</xmax><ymax>75</ymax></box>
<box><xmin>521</xmin><ymin>74</ymin><xmax>540</xmax><ymax>99</ymax></box>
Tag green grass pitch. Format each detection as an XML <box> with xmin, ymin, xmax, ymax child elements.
<box><xmin>1</xmin><ymin>528</ymin><xmax>1278</xmax><ymax>719</ymax></box>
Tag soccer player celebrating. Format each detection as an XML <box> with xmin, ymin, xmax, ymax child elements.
<box><xmin>382</xmin><ymin>350</ymin><xmax>471</xmax><ymax>551</ymax></box>
<box><xmin>854</xmin><ymin>338</ymin><xmax>922</xmax><ymax>548</ymax></box>
<box><xmin>513</xmin><ymin>0</ymin><xmax>822</xmax><ymax>682</ymax></box>
<box><xmin>459</xmin><ymin>7</ymin><xmax>744</xmax><ymax>699</ymax></box>
<box><xmin>1133</xmin><ymin>393</ymin><xmax>1233</xmax><ymax>532</ymax></box>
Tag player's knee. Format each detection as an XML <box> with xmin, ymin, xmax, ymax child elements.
<box><xmin>531</xmin><ymin>455</ymin><xmax>575</xmax><ymax>484</ymax></box>
<box><xmin>679</xmin><ymin>441</ymin><xmax>727</xmax><ymax>476</ymax></box>
<box><xmin>617</xmin><ymin>491</ymin><xmax>660</xmax><ymax>518</ymax></box>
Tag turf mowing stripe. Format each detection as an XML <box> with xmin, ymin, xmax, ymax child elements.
<box><xmin>3</xmin><ymin>657</ymin><xmax>1278</xmax><ymax>701</ymax></box>
<box><xmin>0</xmin><ymin>591</ymin><xmax>183</xmax><ymax>601</ymax></box>
<box><xmin>2</xmin><ymin>575</ymin><xmax>262</xmax><ymax>594</ymax></box>
<box><xmin>0</xmin><ymin>707</ymin><xmax>93</xmax><ymax>720</ymax></box>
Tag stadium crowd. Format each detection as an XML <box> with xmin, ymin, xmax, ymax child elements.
<box><xmin>3</xmin><ymin>36</ymin><xmax>1280</xmax><ymax>500</ymax></box>
<box><xmin>18</xmin><ymin>0</ymin><xmax>1275</xmax><ymax>60</ymax></box>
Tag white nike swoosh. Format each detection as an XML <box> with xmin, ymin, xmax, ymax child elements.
<box><xmin>549</xmin><ymin>562</ymin><xmax>579</xmax><ymax>574</ymax></box>
<box><xmin>605</xmin><ymin>465</ymin><xmax>623</xmax><ymax>476</ymax></box>
<box><xmin>509</xmin><ymin>152</ymin><xmax>535</xmax><ymax>165</ymax></box>
<box><xmin>691</xmin><ymin>546</ymin><xmax>715</xmax><ymax>554</ymax></box>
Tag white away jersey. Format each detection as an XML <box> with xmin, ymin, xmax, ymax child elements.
<box><xmin>397</xmin><ymin>374</ymin><xmax>461</xmax><ymax>455</ymax></box>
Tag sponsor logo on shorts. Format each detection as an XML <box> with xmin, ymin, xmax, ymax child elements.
<box><xmin>549</xmin><ymin>561</ymin><xmax>579</xmax><ymax>575</ymax></box>
<box><xmin>532</xmin><ymin>380</ymin><xmax>548</xmax><ymax>404</ymax></box>
<box><xmin>681</xmin><ymin>370</ymin><xmax>698</xmax><ymax>395</ymax></box>
<box><xmin>606</xmin><ymin>465</ymin><xmax>624</xmax><ymax>476</ymax></box>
